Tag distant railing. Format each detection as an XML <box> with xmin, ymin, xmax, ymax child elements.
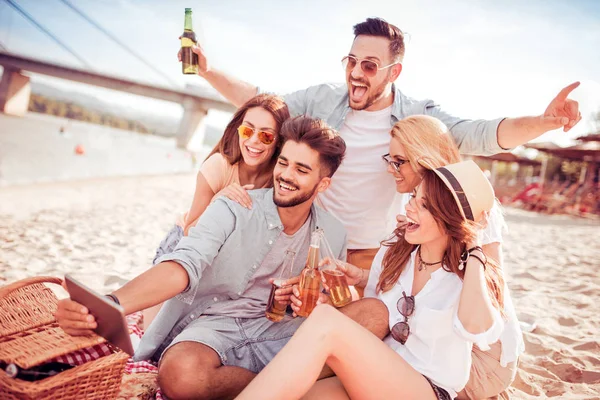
<box><xmin>0</xmin><ymin>51</ymin><xmax>236</xmax><ymax>148</ymax></box>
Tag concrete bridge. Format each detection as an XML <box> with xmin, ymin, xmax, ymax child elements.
<box><xmin>0</xmin><ymin>51</ymin><xmax>235</xmax><ymax>148</ymax></box>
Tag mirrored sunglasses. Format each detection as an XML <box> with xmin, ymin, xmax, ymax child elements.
<box><xmin>237</xmin><ymin>125</ymin><xmax>276</xmax><ymax>145</ymax></box>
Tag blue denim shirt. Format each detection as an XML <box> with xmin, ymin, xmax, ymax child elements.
<box><xmin>274</xmin><ymin>83</ymin><xmax>508</xmax><ymax>156</ymax></box>
<box><xmin>134</xmin><ymin>188</ymin><xmax>347</xmax><ymax>362</ymax></box>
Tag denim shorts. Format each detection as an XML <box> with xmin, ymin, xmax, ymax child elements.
<box><xmin>163</xmin><ymin>315</ymin><xmax>304</xmax><ymax>374</ymax></box>
<box><xmin>153</xmin><ymin>224</ymin><xmax>184</xmax><ymax>264</ymax></box>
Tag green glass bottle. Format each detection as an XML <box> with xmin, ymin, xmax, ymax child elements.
<box><xmin>181</xmin><ymin>8</ymin><xmax>199</xmax><ymax>75</ymax></box>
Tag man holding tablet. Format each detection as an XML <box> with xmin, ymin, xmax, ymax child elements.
<box><xmin>55</xmin><ymin>117</ymin><xmax>389</xmax><ymax>400</ymax></box>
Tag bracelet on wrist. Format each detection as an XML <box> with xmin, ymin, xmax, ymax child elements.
<box><xmin>458</xmin><ymin>246</ymin><xmax>487</xmax><ymax>271</ymax></box>
<box><xmin>105</xmin><ymin>293</ymin><xmax>120</xmax><ymax>305</ymax></box>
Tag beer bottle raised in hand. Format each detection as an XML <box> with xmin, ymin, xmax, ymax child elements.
<box><xmin>318</xmin><ymin>230</ymin><xmax>352</xmax><ymax>307</ymax></box>
<box><xmin>181</xmin><ymin>8</ymin><xmax>199</xmax><ymax>75</ymax></box>
<box><xmin>296</xmin><ymin>231</ymin><xmax>322</xmax><ymax>317</ymax></box>
<box><xmin>265</xmin><ymin>250</ymin><xmax>297</xmax><ymax>322</ymax></box>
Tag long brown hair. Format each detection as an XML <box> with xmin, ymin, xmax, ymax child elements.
<box><xmin>206</xmin><ymin>94</ymin><xmax>290</xmax><ymax>176</ymax></box>
<box><xmin>377</xmin><ymin>170</ymin><xmax>505</xmax><ymax>313</ymax></box>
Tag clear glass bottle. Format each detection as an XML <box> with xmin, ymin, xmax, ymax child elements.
<box><xmin>265</xmin><ymin>250</ymin><xmax>296</xmax><ymax>322</ymax></box>
<box><xmin>296</xmin><ymin>231</ymin><xmax>322</xmax><ymax>317</ymax></box>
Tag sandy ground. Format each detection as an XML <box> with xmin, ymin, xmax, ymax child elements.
<box><xmin>1</xmin><ymin>174</ymin><xmax>599</xmax><ymax>399</ymax></box>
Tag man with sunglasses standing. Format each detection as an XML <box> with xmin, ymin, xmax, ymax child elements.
<box><xmin>182</xmin><ymin>17</ymin><xmax>582</xmax><ymax>294</ymax></box>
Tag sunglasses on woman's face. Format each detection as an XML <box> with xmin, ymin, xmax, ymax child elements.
<box><xmin>391</xmin><ymin>290</ymin><xmax>415</xmax><ymax>345</ymax></box>
<box><xmin>341</xmin><ymin>55</ymin><xmax>401</xmax><ymax>78</ymax></box>
<box><xmin>237</xmin><ymin>125</ymin><xmax>276</xmax><ymax>145</ymax></box>
<box><xmin>382</xmin><ymin>153</ymin><xmax>409</xmax><ymax>173</ymax></box>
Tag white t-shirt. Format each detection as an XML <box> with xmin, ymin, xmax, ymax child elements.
<box><xmin>316</xmin><ymin>106</ymin><xmax>408</xmax><ymax>249</ymax></box>
<box><xmin>365</xmin><ymin>248</ymin><xmax>504</xmax><ymax>398</ymax></box>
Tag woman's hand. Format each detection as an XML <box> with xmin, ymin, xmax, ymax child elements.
<box><xmin>214</xmin><ymin>183</ymin><xmax>254</xmax><ymax>209</ymax></box>
<box><xmin>334</xmin><ymin>261</ymin><xmax>365</xmax><ymax>286</ymax></box>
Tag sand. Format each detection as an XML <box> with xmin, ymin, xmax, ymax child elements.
<box><xmin>1</xmin><ymin>174</ymin><xmax>599</xmax><ymax>399</ymax></box>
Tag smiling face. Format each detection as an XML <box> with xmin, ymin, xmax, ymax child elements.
<box><xmin>387</xmin><ymin>137</ymin><xmax>423</xmax><ymax>193</ymax></box>
<box><xmin>272</xmin><ymin>141</ymin><xmax>330</xmax><ymax>208</ymax></box>
<box><xmin>345</xmin><ymin>35</ymin><xmax>400</xmax><ymax>111</ymax></box>
<box><xmin>238</xmin><ymin>107</ymin><xmax>278</xmax><ymax>168</ymax></box>
<box><xmin>403</xmin><ymin>184</ymin><xmax>447</xmax><ymax>247</ymax></box>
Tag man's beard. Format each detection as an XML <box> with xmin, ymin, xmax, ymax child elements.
<box><xmin>273</xmin><ymin>178</ymin><xmax>319</xmax><ymax>208</ymax></box>
<box><xmin>347</xmin><ymin>72</ymin><xmax>391</xmax><ymax>111</ymax></box>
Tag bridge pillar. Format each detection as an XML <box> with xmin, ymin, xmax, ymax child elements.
<box><xmin>176</xmin><ymin>98</ymin><xmax>208</xmax><ymax>149</ymax></box>
<box><xmin>0</xmin><ymin>68</ymin><xmax>31</xmax><ymax>116</ymax></box>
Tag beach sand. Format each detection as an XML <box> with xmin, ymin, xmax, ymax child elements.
<box><xmin>1</xmin><ymin>174</ymin><xmax>599</xmax><ymax>399</ymax></box>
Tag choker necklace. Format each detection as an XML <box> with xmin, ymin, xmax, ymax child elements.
<box><xmin>417</xmin><ymin>246</ymin><xmax>443</xmax><ymax>272</ymax></box>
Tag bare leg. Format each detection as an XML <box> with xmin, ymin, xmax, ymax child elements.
<box><xmin>237</xmin><ymin>304</ymin><xmax>437</xmax><ymax>400</ymax></box>
<box><xmin>318</xmin><ymin>297</ymin><xmax>390</xmax><ymax>379</ymax></box>
<box><xmin>302</xmin><ymin>377</ymin><xmax>349</xmax><ymax>400</ymax></box>
<box><xmin>159</xmin><ymin>341</ymin><xmax>256</xmax><ymax>400</ymax></box>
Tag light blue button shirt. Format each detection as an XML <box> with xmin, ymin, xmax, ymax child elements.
<box><xmin>134</xmin><ymin>188</ymin><xmax>347</xmax><ymax>362</ymax></box>
<box><xmin>266</xmin><ymin>82</ymin><xmax>508</xmax><ymax>156</ymax></box>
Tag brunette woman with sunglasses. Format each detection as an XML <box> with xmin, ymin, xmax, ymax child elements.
<box><xmin>237</xmin><ymin>160</ymin><xmax>505</xmax><ymax>400</ymax></box>
<box><xmin>144</xmin><ymin>94</ymin><xmax>290</xmax><ymax>327</ymax></box>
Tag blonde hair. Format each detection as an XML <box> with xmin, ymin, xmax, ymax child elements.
<box><xmin>390</xmin><ymin>115</ymin><xmax>461</xmax><ymax>172</ymax></box>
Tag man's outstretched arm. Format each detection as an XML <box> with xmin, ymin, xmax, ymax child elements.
<box><xmin>430</xmin><ymin>81</ymin><xmax>582</xmax><ymax>156</ymax></box>
<box><xmin>112</xmin><ymin>261</ymin><xmax>189</xmax><ymax>314</ymax></box>
<box><xmin>496</xmin><ymin>81</ymin><xmax>581</xmax><ymax>149</ymax></box>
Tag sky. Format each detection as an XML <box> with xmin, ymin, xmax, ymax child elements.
<box><xmin>1</xmin><ymin>0</ymin><xmax>599</xmax><ymax>148</ymax></box>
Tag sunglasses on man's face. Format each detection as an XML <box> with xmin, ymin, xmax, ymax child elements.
<box><xmin>341</xmin><ymin>55</ymin><xmax>400</xmax><ymax>78</ymax></box>
<box><xmin>237</xmin><ymin>125</ymin><xmax>276</xmax><ymax>145</ymax></box>
<box><xmin>391</xmin><ymin>290</ymin><xmax>415</xmax><ymax>345</ymax></box>
<box><xmin>382</xmin><ymin>153</ymin><xmax>409</xmax><ymax>172</ymax></box>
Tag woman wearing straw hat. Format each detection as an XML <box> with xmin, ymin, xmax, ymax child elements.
<box><xmin>287</xmin><ymin>115</ymin><xmax>523</xmax><ymax>399</ymax></box>
<box><xmin>381</xmin><ymin>116</ymin><xmax>524</xmax><ymax>399</ymax></box>
<box><xmin>237</xmin><ymin>158</ymin><xmax>505</xmax><ymax>400</ymax></box>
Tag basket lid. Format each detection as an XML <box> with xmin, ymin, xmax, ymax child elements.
<box><xmin>0</xmin><ymin>277</ymin><xmax>107</xmax><ymax>368</ymax></box>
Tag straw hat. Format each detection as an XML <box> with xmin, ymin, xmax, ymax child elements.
<box><xmin>419</xmin><ymin>159</ymin><xmax>495</xmax><ymax>222</ymax></box>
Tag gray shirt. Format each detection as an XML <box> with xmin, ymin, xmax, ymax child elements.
<box><xmin>203</xmin><ymin>214</ymin><xmax>312</xmax><ymax>318</ymax></box>
<box><xmin>134</xmin><ymin>189</ymin><xmax>347</xmax><ymax>362</ymax></box>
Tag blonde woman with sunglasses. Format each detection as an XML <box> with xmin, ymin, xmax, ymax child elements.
<box><xmin>145</xmin><ymin>94</ymin><xmax>290</xmax><ymax>327</ymax></box>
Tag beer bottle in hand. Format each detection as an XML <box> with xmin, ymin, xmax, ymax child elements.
<box><xmin>265</xmin><ymin>249</ymin><xmax>297</xmax><ymax>322</ymax></box>
<box><xmin>296</xmin><ymin>231</ymin><xmax>322</xmax><ymax>317</ymax></box>
<box><xmin>181</xmin><ymin>8</ymin><xmax>199</xmax><ymax>75</ymax></box>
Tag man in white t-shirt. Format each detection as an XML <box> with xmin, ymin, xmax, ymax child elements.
<box><xmin>181</xmin><ymin>17</ymin><xmax>582</xmax><ymax>294</ymax></box>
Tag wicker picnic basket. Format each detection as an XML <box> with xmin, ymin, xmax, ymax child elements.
<box><xmin>0</xmin><ymin>276</ymin><xmax>129</xmax><ymax>400</ymax></box>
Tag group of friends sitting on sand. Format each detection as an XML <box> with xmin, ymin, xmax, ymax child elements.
<box><xmin>54</xmin><ymin>17</ymin><xmax>582</xmax><ymax>400</ymax></box>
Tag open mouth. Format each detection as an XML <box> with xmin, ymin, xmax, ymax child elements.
<box><xmin>350</xmin><ymin>80</ymin><xmax>368</xmax><ymax>102</ymax></box>
<box><xmin>245</xmin><ymin>145</ymin><xmax>264</xmax><ymax>157</ymax></box>
<box><xmin>278</xmin><ymin>180</ymin><xmax>298</xmax><ymax>193</ymax></box>
<box><xmin>406</xmin><ymin>216</ymin><xmax>420</xmax><ymax>232</ymax></box>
